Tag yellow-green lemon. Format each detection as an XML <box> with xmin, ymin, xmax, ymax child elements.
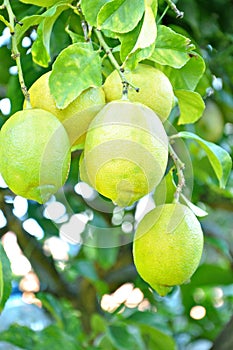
<box><xmin>103</xmin><ymin>64</ymin><xmax>174</xmax><ymax>122</ymax></box>
<box><xmin>0</xmin><ymin>109</ymin><xmax>71</xmax><ymax>203</ymax></box>
<box><xmin>133</xmin><ymin>203</ymin><xmax>204</xmax><ymax>296</ymax></box>
<box><xmin>196</xmin><ymin>100</ymin><xmax>224</xmax><ymax>142</ymax></box>
<box><xmin>25</xmin><ymin>72</ymin><xmax>105</xmax><ymax>148</ymax></box>
<box><xmin>81</xmin><ymin>100</ymin><xmax>168</xmax><ymax>207</ymax></box>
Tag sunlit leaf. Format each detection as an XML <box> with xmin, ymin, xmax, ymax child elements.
<box><xmin>81</xmin><ymin>0</ymin><xmax>110</xmax><ymax>26</ymax></box>
<box><xmin>180</xmin><ymin>194</ymin><xmax>208</xmax><ymax>217</ymax></box>
<box><xmin>177</xmin><ymin>131</ymin><xmax>232</xmax><ymax>188</ymax></box>
<box><xmin>175</xmin><ymin>90</ymin><xmax>205</xmax><ymax>124</ymax></box>
<box><xmin>49</xmin><ymin>43</ymin><xmax>102</xmax><ymax>108</ymax></box>
<box><xmin>97</xmin><ymin>0</ymin><xmax>145</xmax><ymax>33</ymax></box>
<box><xmin>150</xmin><ymin>25</ymin><xmax>192</xmax><ymax>68</ymax></box>
<box><xmin>31</xmin><ymin>2</ymin><xmax>70</xmax><ymax>67</ymax></box>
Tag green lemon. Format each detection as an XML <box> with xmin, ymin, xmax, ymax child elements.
<box><xmin>25</xmin><ymin>72</ymin><xmax>105</xmax><ymax>148</ymax></box>
<box><xmin>133</xmin><ymin>203</ymin><xmax>204</xmax><ymax>296</ymax></box>
<box><xmin>0</xmin><ymin>109</ymin><xmax>71</xmax><ymax>203</ymax></box>
<box><xmin>103</xmin><ymin>64</ymin><xmax>174</xmax><ymax>122</ymax></box>
<box><xmin>195</xmin><ymin>100</ymin><xmax>224</xmax><ymax>142</ymax></box>
<box><xmin>81</xmin><ymin>100</ymin><xmax>168</xmax><ymax>207</ymax></box>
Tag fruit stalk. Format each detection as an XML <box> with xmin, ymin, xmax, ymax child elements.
<box><xmin>168</xmin><ymin>142</ymin><xmax>185</xmax><ymax>202</ymax></box>
<box><xmin>3</xmin><ymin>0</ymin><xmax>30</xmax><ymax>104</ymax></box>
<box><xmin>94</xmin><ymin>28</ymin><xmax>139</xmax><ymax>98</ymax></box>
<box><xmin>164</xmin><ymin>0</ymin><xmax>184</xmax><ymax>18</ymax></box>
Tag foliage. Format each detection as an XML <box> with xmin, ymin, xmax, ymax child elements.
<box><xmin>0</xmin><ymin>0</ymin><xmax>232</xmax><ymax>349</ymax></box>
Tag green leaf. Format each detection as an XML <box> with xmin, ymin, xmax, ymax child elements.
<box><xmin>162</xmin><ymin>53</ymin><xmax>206</xmax><ymax>91</ymax></box>
<box><xmin>153</xmin><ymin>168</ymin><xmax>176</xmax><ymax>205</ymax></box>
<box><xmin>65</xmin><ymin>27</ymin><xmax>85</xmax><ymax>44</ymax></box>
<box><xmin>120</xmin><ymin>3</ymin><xmax>157</xmax><ymax>69</ymax></box>
<box><xmin>97</xmin><ymin>0</ymin><xmax>145</xmax><ymax>33</ymax></box>
<box><xmin>31</xmin><ymin>2</ymin><xmax>69</xmax><ymax>67</ymax></box>
<box><xmin>15</xmin><ymin>15</ymin><xmax>43</xmax><ymax>45</ymax></box>
<box><xmin>20</xmin><ymin>0</ymin><xmax>59</xmax><ymax>5</ymax></box>
<box><xmin>0</xmin><ymin>249</ymin><xmax>10</xmax><ymax>305</ymax></box>
<box><xmin>81</xmin><ymin>0</ymin><xmax>110</xmax><ymax>26</ymax></box>
<box><xmin>175</xmin><ymin>90</ymin><xmax>205</xmax><ymax>124</ymax></box>
<box><xmin>177</xmin><ymin>131</ymin><xmax>232</xmax><ymax>188</ymax></box>
<box><xmin>49</xmin><ymin>43</ymin><xmax>102</xmax><ymax>108</ymax></box>
<box><xmin>180</xmin><ymin>194</ymin><xmax>208</xmax><ymax>217</ymax></box>
<box><xmin>150</xmin><ymin>25</ymin><xmax>192</xmax><ymax>68</ymax></box>
<box><xmin>0</xmin><ymin>241</ymin><xmax>12</xmax><ymax>312</ymax></box>
<box><xmin>107</xmin><ymin>324</ymin><xmax>146</xmax><ymax>350</ymax></box>
<box><xmin>75</xmin><ymin>260</ymin><xmax>98</xmax><ymax>281</ymax></box>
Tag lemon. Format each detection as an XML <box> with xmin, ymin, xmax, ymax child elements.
<box><xmin>196</xmin><ymin>100</ymin><xmax>224</xmax><ymax>142</ymax></box>
<box><xmin>103</xmin><ymin>64</ymin><xmax>174</xmax><ymax>122</ymax></box>
<box><xmin>25</xmin><ymin>72</ymin><xmax>105</xmax><ymax>148</ymax></box>
<box><xmin>0</xmin><ymin>109</ymin><xmax>71</xmax><ymax>203</ymax></box>
<box><xmin>133</xmin><ymin>203</ymin><xmax>204</xmax><ymax>296</ymax></box>
<box><xmin>81</xmin><ymin>100</ymin><xmax>168</xmax><ymax>207</ymax></box>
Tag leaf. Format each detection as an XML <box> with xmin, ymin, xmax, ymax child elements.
<box><xmin>177</xmin><ymin>131</ymin><xmax>232</xmax><ymax>188</ymax></box>
<box><xmin>31</xmin><ymin>2</ymin><xmax>69</xmax><ymax>67</ymax></box>
<box><xmin>97</xmin><ymin>0</ymin><xmax>145</xmax><ymax>33</ymax></box>
<box><xmin>15</xmin><ymin>15</ymin><xmax>43</xmax><ymax>45</ymax></box>
<box><xmin>107</xmin><ymin>324</ymin><xmax>146</xmax><ymax>350</ymax></box>
<box><xmin>120</xmin><ymin>3</ymin><xmax>157</xmax><ymax>69</ymax></box>
<box><xmin>180</xmin><ymin>194</ymin><xmax>208</xmax><ymax>217</ymax></box>
<box><xmin>175</xmin><ymin>90</ymin><xmax>205</xmax><ymax>124</ymax></box>
<box><xmin>150</xmin><ymin>25</ymin><xmax>193</xmax><ymax>68</ymax></box>
<box><xmin>81</xmin><ymin>0</ymin><xmax>110</xmax><ymax>26</ymax></box>
<box><xmin>0</xmin><ymin>241</ymin><xmax>12</xmax><ymax>312</ymax></box>
<box><xmin>161</xmin><ymin>53</ymin><xmax>206</xmax><ymax>91</ymax></box>
<box><xmin>49</xmin><ymin>43</ymin><xmax>102</xmax><ymax>108</ymax></box>
<box><xmin>153</xmin><ymin>168</ymin><xmax>176</xmax><ymax>205</ymax></box>
<box><xmin>20</xmin><ymin>0</ymin><xmax>59</xmax><ymax>5</ymax></box>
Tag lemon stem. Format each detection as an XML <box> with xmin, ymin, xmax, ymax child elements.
<box><xmin>164</xmin><ymin>0</ymin><xmax>184</xmax><ymax>18</ymax></box>
<box><xmin>93</xmin><ymin>28</ymin><xmax>139</xmax><ymax>99</ymax></box>
<box><xmin>168</xmin><ymin>143</ymin><xmax>185</xmax><ymax>202</ymax></box>
<box><xmin>3</xmin><ymin>0</ymin><xmax>30</xmax><ymax>105</ymax></box>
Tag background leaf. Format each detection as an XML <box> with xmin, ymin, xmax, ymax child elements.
<box><xmin>0</xmin><ymin>241</ymin><xmax>12</xmax><ymax>312</ymax></box>
<box><xmin>49</xmin><ymin>43</ymin><xmax>102</xmax><ymax>108</ymax></box>
<box><xmin>177</xmin><ymin>131</ymin><xmax>232</xmax><ymax>188</ymax></box>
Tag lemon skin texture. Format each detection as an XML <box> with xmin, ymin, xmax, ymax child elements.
<box><xmin>133</xmin><ymin>203</ymin><xmax>204</xmax><ymax>296</ymax></box>
<box><xmin>25</xmin><ymin>72</ymin><xmax>105</xmax><ymax>148</ymax></box>
<box><xmin>81</xmin><ymin>100</ymin><xmax>168</xmax><ymax>207</ymax></box>
<box><xmin>0</xmin><ymin>109</ymin><xmax>71</xmax><ymax>203</ymax></box>
<box><xmin>103</xmin><ymin>64</ymin><xmax>174</xmax><ymax>122</ymax></box>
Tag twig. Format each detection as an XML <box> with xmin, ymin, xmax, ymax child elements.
<box><xmin>168</xmin><ymin>143</ymin><xmax>185</xmax><ymax>202</ymax></box>
<box><xmin>93</xmin><ymin>29</ymin><xmax>139</xmax><ymax>99</ymax></box>
<box><xmin>3</xmin><ymin>0</ymin><xmax>30</xmax><ymax>103</ymax></box>
<box><xmin>165</xmin><ymin>0</ymin><xmax>184</xmax><ymax>18</ymax></box>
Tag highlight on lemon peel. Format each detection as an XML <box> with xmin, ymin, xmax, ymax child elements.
<box><xmin>0</xmin><ymin>109</ymin><xmax>71</xmax><ymax>203</ymax></box>
<box><xmin>80</xmin><ymin>100</ymin><xmax>168</xmax><ymax>207</ymax></box>
<box><xmin>133</xmin><ymin>203</ymin><xmax>204</xmax><ymax>296</ymax></box>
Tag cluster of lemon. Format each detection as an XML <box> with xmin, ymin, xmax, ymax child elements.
<box><xmin>0</xmin><ymin>64</ymin><xmax>203</xmax><ymax>296</ymax></box>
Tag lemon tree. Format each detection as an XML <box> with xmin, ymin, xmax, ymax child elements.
<box><xmin>81</xmin><ymin>100</ymin><xmax>168</xmax><ymax>207</ymax></box>
<box><xmin>0</xmin><ymin>109</ymin><xmax>71</xmax><ymax>203</ymax></box>
<box><xmin>133</xmin><ymin>203</ymin><xmax>204</xmax><ymax>296</ymax></box>
<box><xmin>0</xmin><ymin>1</ymin><xmax>232</xmax><ymax>349</ymax></box>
